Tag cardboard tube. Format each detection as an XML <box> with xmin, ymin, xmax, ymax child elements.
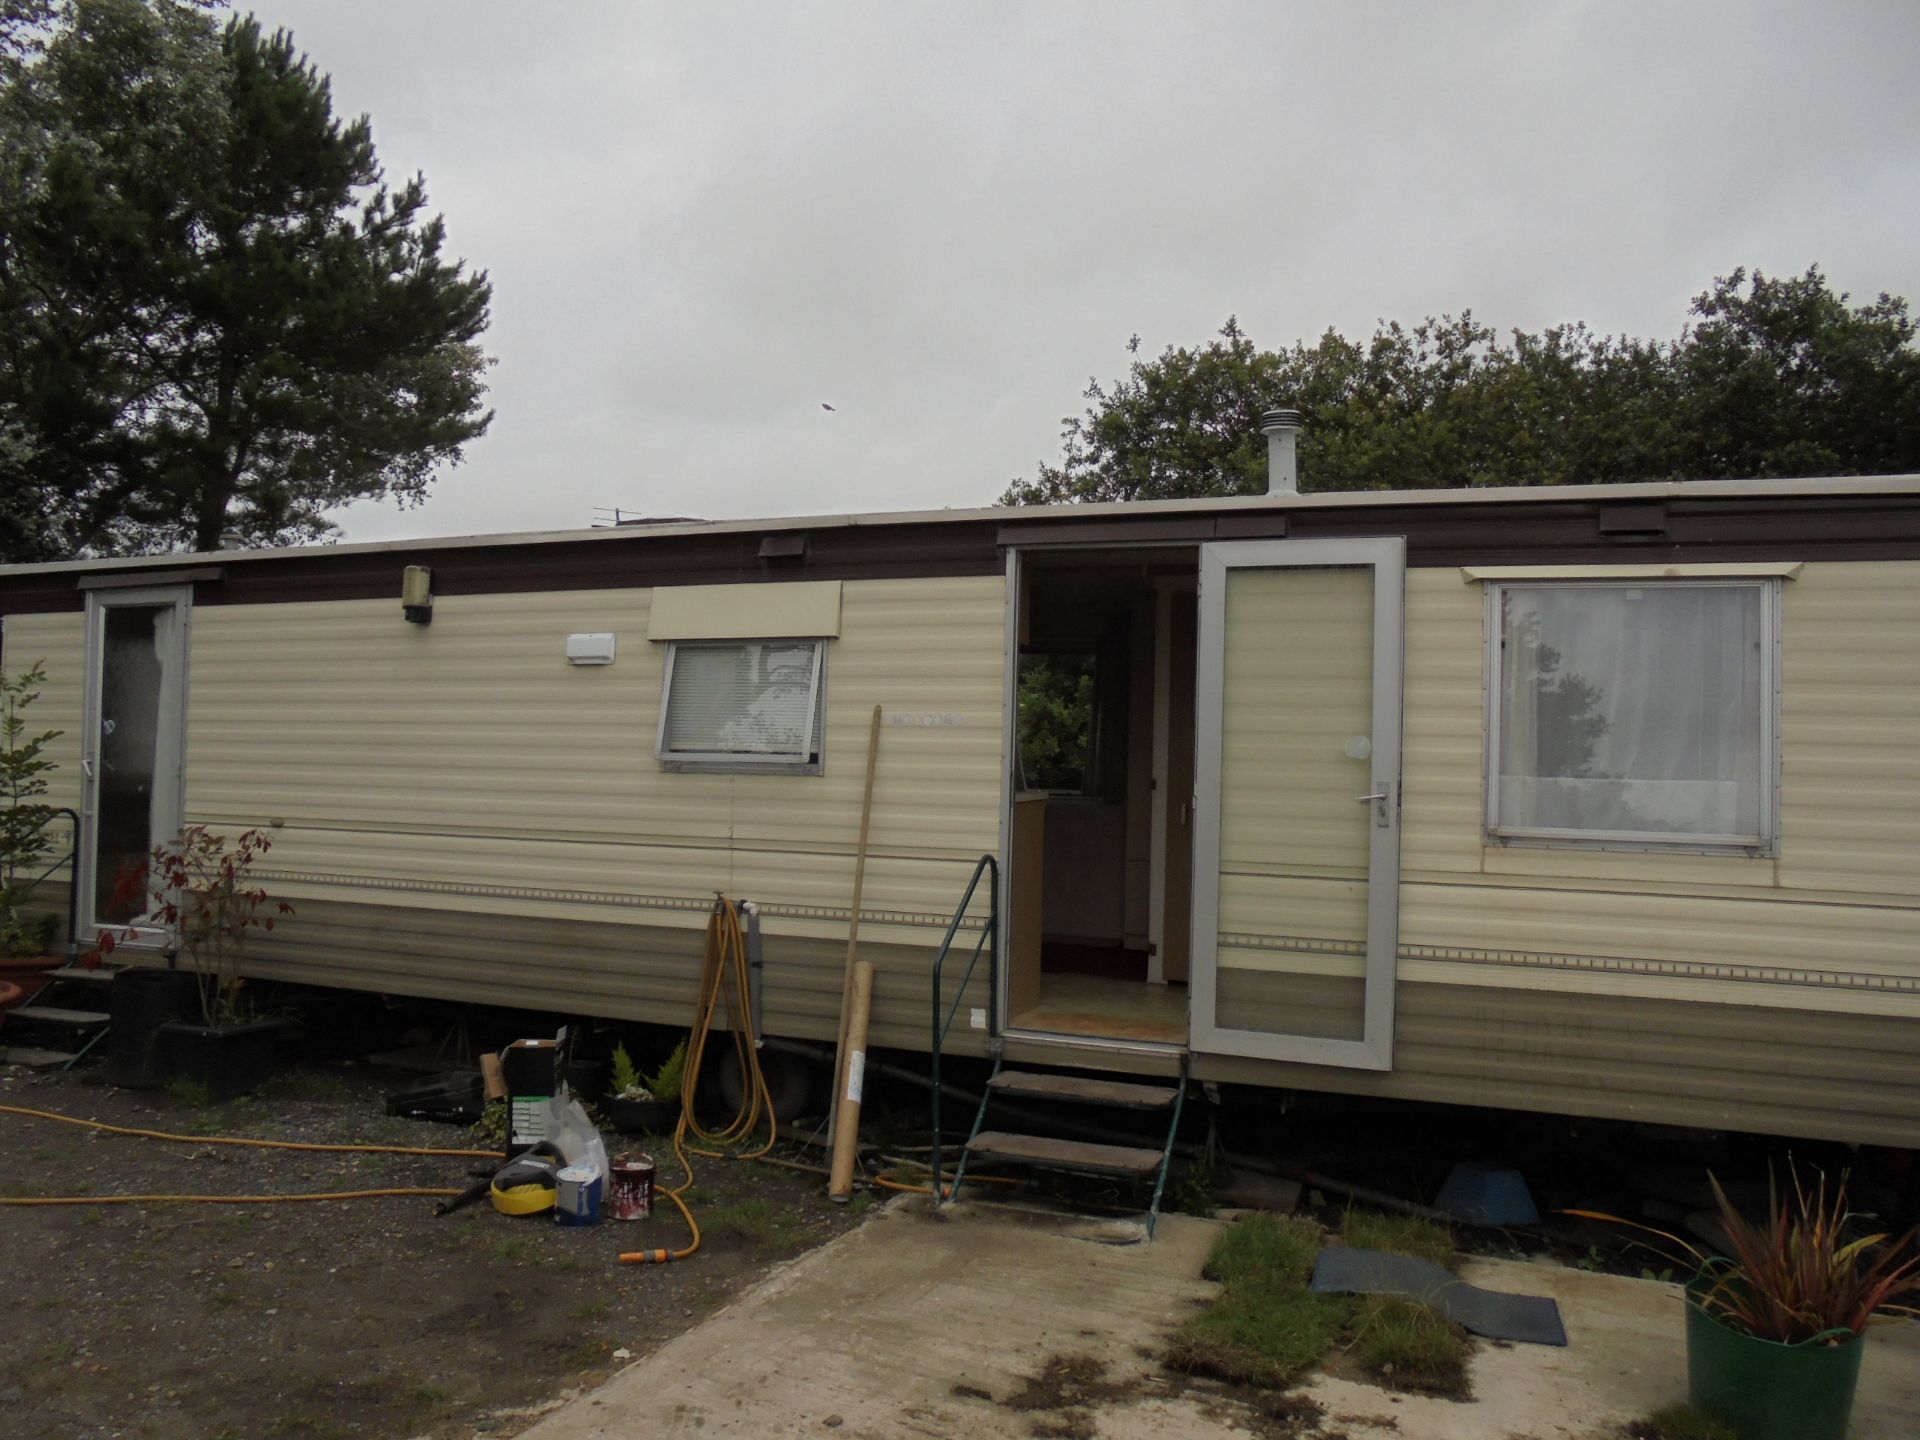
<box><xmin>828</xmin><ymin>960</ymin><xmax>875</xmax><ymax>1202</ymax></box>
<box><xmin>828</xmin><ymin>704</ymin><xmax>883</xmax><ymax>1151</ymax></box>
<box><xmin>480</xmin><ymin>1053</ymin><xmax>506</xmax><ymax>1103</ymax></box>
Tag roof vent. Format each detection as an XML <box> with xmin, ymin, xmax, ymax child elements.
<box><xmin>1260</xmin><ymin>409</ymin><xmax>1303</xmax><ymax>496</ymax></box>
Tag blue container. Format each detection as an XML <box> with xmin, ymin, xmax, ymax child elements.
<box><xmin>555</xmin><ymin>1165</ymin><xmax>603</xmax><ymax>1226</ymax></box>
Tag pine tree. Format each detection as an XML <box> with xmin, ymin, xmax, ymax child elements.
<box><xmin>0</xmin><ymin>0</ymin><xmax>493</xmax><ymax>558</ymax></box>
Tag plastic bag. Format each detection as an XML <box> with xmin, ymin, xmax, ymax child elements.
<box><xmin>543</xmin><ymin>1092</ymin><xmax>608</xmax><ymax>1185</ymax></box>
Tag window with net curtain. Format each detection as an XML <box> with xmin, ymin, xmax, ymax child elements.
<box><xmin>659</xmin><ymin>640</ymin><xmax>825</xmax><ymax>772</ymax></box>
<box><xmin>1490</xmin><ymin>582</ymin><xmax>1773</xmax><ymax>847</ymax></box>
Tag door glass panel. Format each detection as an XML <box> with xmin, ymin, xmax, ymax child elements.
<box><xmin>1214</xmin><ymin>565</ymin><xmax>1375</xmax><ymax>1042</ymax></box>
<box><xmin>94</xmin><ymin>606</ymin><xmax>170</xmax><ymax>923</ymax></box>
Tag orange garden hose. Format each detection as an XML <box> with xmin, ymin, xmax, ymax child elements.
<box><xmin>621</xmin><ymin>896</ymin><xmax>776</xmax><ymax>1266</ymax></box>
<box><xmin>0</xmin><ymin>1102</ymin><xmax>496</xmax><ymax>1206</ymax></box>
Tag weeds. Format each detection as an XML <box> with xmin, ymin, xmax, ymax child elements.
<box><xmin>1170</xmin><ymin>1211</ymin><xmax>1471</xmax><ymax>1398</ymax></box>
<box><xmin>1202</xmin><ymin>1213</ymin><xmax>1323</xmax><ymax>1288</ymax></box>
<box><xmin>1169</xmin><ymin>1285</ymin><xmax>1346</xmax><ymax>1387</ymax></box>
<box><xmin>705</xmin><ymin>1197</ymin><xmax>803</xmax><ymax>1252</ymax></box>
<box><xmin>1163</xmin><ymin>1158</ymin><xmax>1224</xmax><ymax>1218</ymax></box>
<box><xmin>1341</xmin><ymin>1210</ymin><xmax>1455</xmax><ymax>1268</ymax></box>
<box><xmin>166</xmin><ymin>1076</ymin><xmax>217</xmax><ymax>1109</ymax></box>
<box><xmin>1345</xmin><ymin>1295</ymin><xmax>1469</xmax><ymax>1396</ymax></box>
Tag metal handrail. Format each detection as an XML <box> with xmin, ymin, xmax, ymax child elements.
<box><xmin>929</xmin><ymin>853</ymin><xmax>997</xmax><ymax>1200</ymax></box>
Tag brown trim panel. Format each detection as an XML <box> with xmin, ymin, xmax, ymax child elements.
<box><xmin>6</xmin><ymin>491</ymin><xmax>1920</xmax><ymax>616</ymax></box>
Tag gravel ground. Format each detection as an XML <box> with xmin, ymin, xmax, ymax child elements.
<box><xmin>0</xmin><ymin>1059</ymin><xmax>870</xmax><ymax>1440</ymax></box>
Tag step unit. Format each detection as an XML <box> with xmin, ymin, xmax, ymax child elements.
<box><xmin>0</xmin><ymin>964</ymin><xmax>117</xmax><ymax>1071</ymax></box>
<box><xmin>948</xmin><ymin>1058</ymin><xmax>1190</xmax><ymax>1237</ymax></box>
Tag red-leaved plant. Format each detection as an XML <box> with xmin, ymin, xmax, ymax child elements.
<box><xmin>98</xmin><ymin>825</ymin><xmax>293</xmax><ymax>1027</ymax></box>
<box><xmin>1567</xmin><ymin>1163</ymin><xmax>1920</xmax><ymax>1345</ymax></box>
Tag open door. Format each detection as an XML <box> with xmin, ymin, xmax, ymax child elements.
<box><xmin>1189</xmin><ymin>538</ymin><xmax>1404</xmax><ymax>1070</ymax></box>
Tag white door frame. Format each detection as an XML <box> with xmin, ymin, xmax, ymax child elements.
<box><xmin>79</xmin><ymin>584</ymin><xmax>192</xmax><ymax>947</ymax></box>
<box><xmin>1188</xmin><ymin>537</ymin><xmax>1405</xmax><ymax>1071</ymax></box>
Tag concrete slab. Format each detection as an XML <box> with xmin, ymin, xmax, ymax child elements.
<box><xmin>519</xmin><ymin>1201</ymin><xmax>1920</xmax><ymax>1440</ymax></box>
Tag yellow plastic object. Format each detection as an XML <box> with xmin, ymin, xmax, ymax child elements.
<box><xmin>489</xmin><ymin>1178</ymin><xmax>556</xmax><ymax>1216</ymax></box>
<box><xmin>489</xmin><ymin>1151</ymin><xmax>559</xmax><ymax>1215</ymax></box>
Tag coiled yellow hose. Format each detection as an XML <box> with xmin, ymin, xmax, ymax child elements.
<box><xmin>621</xmin><ymin>895</ymin><xmax>774</xmax><ymax>1266</ymax></box>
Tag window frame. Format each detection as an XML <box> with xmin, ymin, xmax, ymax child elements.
<box><xmin>655</xmin><ymin>637</ymin><xmax>828</xmax><ymax>776</ymax></box>
<box><xmin>1482</xmin><ymin>577</ymin><xmax>1782</xmax><ymax>856</ymax></box>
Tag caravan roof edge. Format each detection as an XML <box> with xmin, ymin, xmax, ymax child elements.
<box><xmin>5</xmin><ymin>472</ymin><xmax>1920</xmax><ymax>581</ymax></box>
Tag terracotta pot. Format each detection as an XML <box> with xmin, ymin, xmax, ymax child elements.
<box><xmin>0</xmin><ymin>978</ymin><xmax>24</xmax><ymax>1030</ymax></box>
<box><xmin>0</xmin><ymin>952</ymin><xmax>65</xmax><ymax>1009</ymax></box>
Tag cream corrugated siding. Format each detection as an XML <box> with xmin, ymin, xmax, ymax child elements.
<box><xmin>1192</xmin><ymin>981</ymin><xmax>1920</xmax><ymax>1147</ymax></box>
<box><xmin>1778</xmin><ymin>561</ymin><xmax>1920</xmax><ymax>896</ymax></box>
<box><xmin>184</xmin><ymin>576</ymin><xmax>1006</xmax><ymax>932</ymax></box>
<box><xmin>1388</xmin><ymin>561</ymin><xmax>1920</xmax><ymax>1016</ymax></box>
<box><xmin>0</xmin><ymin>611</ymin><xmax>87</xmax><ymax>815</ymax></box>
<box><xmin>247</xmin><ymin>903</ymin><xmax>992</xmax><ymax>1056</ymax></box>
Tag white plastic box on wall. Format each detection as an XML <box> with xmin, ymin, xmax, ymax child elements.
<box><xmin>565</xmin><ymin>633</ymin><xmax>617</xmax><ymax>666</ymax></box>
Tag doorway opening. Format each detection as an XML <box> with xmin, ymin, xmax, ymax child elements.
<box><xmin>1005</xmin><ymin>548</ymin><xmax>1197</xmax><ymax>1046</ymax></box>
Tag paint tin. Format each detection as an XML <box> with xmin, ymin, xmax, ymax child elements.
<box><xmin>554</xmin><ymin>1164</ymin><xmax>602</xmax><ymax>1226</ymax></box>
<box><xmin>608</xmin><ymin>1153</ymin><xmax>656</xmax><ymax>1221</ymax></box>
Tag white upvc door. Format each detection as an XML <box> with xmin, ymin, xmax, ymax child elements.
<box><xmin>79</xmin><ymin>586</ymin><xmax>191</xmax><ymax>946</ymax></box>
<box><xmin>1188</xmin><ymin>538</ymin><xmax>1405</xmax><ymax>1071</ymax></box>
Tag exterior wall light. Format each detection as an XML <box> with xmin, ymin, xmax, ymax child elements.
<box><xmin>402</xmin><ymin>565</ymin><xmax>434</xmax><ymax>624</ymax></box>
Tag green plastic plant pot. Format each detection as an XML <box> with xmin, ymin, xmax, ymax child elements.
<box><xmin>1685</xmin><ymin>1267</ymin><xmax>1863</xmax><ymax>1440</ymax></box>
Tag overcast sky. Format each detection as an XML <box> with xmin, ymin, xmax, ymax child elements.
<box><xmin>247</xmin><ymin>1</ymin><xmax>1920</xmax><ymax>544</ymax></box>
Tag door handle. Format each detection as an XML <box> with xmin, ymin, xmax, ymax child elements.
<box><xmin>1355</xmin><ymin>782</ymin><xmax>1393</xmax><ymax>828</ymax></box>
<box><xmin>82</xmin><ymin>757</ymin><xmax>95</xmax><ymax>780</ymax></box>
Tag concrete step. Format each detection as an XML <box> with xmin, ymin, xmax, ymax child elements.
<box><xmin>0</xmin><ymin>1045</ymin><xmax>79</xmax><ymax>1069</ymax></box>
<box><xmin>965</xmin><ymin>1130</ymin><xmax>1164</xmax><ymax>1178</ymax></box>
<box><xmin>10</xmin><ymin>1004</ymin><xmax>110</xmax><ymax>1027</ymax></box>
<box><xmin>44</xmin><ymin>965</ymin><xmax>115</xmax><ymax>983</ymax></box>
<box><xmin>988</xmin><ymin>1069</ymin><xmax>1178</xmax><ymax>1110</ymax></box>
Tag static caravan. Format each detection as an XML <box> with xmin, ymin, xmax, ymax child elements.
<box><xmin>3</xmin><ymin>465</ymin><xmax>1919</xmax><ymax>1148</ymax></box>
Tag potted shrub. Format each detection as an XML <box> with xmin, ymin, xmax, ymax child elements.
<box><xmin>604</xmin><ymin>1038</ymin><xmax>685</xmax><ymax>1135</ymax></box>
<box><xmin>0</xmin><ymin>662</ymin><xmax>68</xmax><ymax>998</ymax></box>
<box><xmin>101</xmin><ymin>825</ymin><xmax>294</xmax><ymax>1098</ymax></box>
<box><xmin>1574</xmin><ymin>1165</ymin><xmax>1920</xmax><ymax>1440</ymax></box>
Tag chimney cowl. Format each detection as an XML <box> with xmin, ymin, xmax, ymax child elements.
<box><xmin>1260</xmin><ymin>409</ymin><xmax>1304</xmax><ymax>495</ymax></box>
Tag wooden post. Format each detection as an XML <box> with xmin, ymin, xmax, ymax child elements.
<box><xmin>828</xmin><ymin>704</ymin><xmax>883</xmax><ymax>1152</ymax></box>
<box><xmin>828</xmin><ymin>960</ymin><xmax>875</xmax><ymax>1202</ymax></box>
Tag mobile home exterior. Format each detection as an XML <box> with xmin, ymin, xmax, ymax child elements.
<box><xmin>3</xmin><ymin>474</ymin><xmax>1918</xmax><ymax>1147</ymax></box>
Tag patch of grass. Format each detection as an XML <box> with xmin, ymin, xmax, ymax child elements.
<box><xmin>704</xmin><ymin>1197</ymin><xmax>803</xmax><ymax>1251</ymax></box>
<box><xmin>1341</xmin><ymin>1209</ymin><xmax>1455</xmax><ymax>1268</ymax></box>
<box><xmin>1630</xmin><ymin>1404</ymin><xmax>1739</xmax><ymax>1440</ymax></box>
<box><xmin>1202</xmin><ymin>1213</ymin><xmax>1324</xmax><ymax>1288</ymax></box>
<box><xmin>208</xmin><ymin>1286</ymin><xmax>240</xmax><ymax>1311</ymax></box>
<box><xmin>269</xmin><ymin>1411</ymin><xmax>348</xmax><ymax>1439</ymax></box>
<box><xmin>409</xmin><ymin>1383</ymin><xmax>453</xmax><ymax>1407</ymax></box>
<box><xmin>493</xmin><ymin>1236</ymin><xmax>537</xmax><ymax>1263</ymax></box>
<box><xmin>166</xmin><ymin>1076</ymin><xmax>218</xmax><ymax>1109</ymax></box>
<box><xmin>261</xmin><ymin>1067</ymin><xmax>356</xmax><ymax>1102</ymax></box>
<box><xmin>565</xmin><ymin>1338</ymin><xmax>611</xmax><ymax>1369</ymax></box>
<box><xmin>570</xmin><ymin>1299</ymin><xmax>611</xmax><ymax>1321</ymax></box>
<box><xmin>1345</xmin><ymin>1295</ymin><xmax>1469</xmax><ymax>1396</ymax></box>
<box><xmin>1169</xmin><ymin>1285</ymin><xmax>1347</xmax><ymax>1387</ymax></box>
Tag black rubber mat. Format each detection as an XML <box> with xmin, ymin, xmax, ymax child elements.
<box><xmin>1310</xmin><ymin>1247</ymin><xmax>1568</xmax><ymax>1346</ymax></box>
